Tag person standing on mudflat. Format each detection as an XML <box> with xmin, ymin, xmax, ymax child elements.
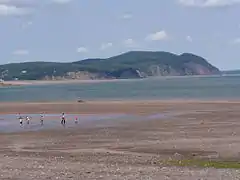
<box><xmin>26</xmin><ymin>116</ymin><xmax>30</xmax><ymax>125</ymax></box>
<box><xmin>18</xmin><ymin>114</ymin><xmax>23</xmax><ymax>126</ymax></box>
<box><xmin>61</xmin><ymin>113</ymin><xmax>66</xmax><ymax>125</ymax></box>
<box><xmin>75</xmin><ymin>117</ymin><xmax>78</xmax><ymax>124</ymax></box>
<box><xmin>40</xmin><ymin>114</ymin><xmax>44</xmax><ymax>126</ymax></box>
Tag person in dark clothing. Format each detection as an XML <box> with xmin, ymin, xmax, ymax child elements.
<box><xmin>61</xmin><ymin>113</ymin><xmax>66</xmax><ymax>125</ymax></box>
<box><xmin>75</xmin><ymin>117</ymin><xmax>78</xmax><ymax>124</ymax></box>
<box><xmin>40</xmin><ymin>115</ymin><xmax>44</xmax><ymax>126</ymax></box>
<box><xmin>19</xmin><ymin>116</ymin><xmax>23</xmax><ymax>125</ymax></box>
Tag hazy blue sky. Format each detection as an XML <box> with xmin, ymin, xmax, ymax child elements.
<box><xmin>0</xmin><ymin>0</ymin><xmax>240</xmax><ymax>70</ymax></box>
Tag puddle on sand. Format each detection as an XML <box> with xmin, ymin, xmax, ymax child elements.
<box><xmin>0</xmin><ymin>112</ymin><xmax>172</xmax><ymax>133</ymax></box>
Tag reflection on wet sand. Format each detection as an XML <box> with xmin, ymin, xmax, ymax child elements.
<box><xmin>0</xmin><ymin>113</ymin><xmax>170</xmax><ymax>133</ymax></box>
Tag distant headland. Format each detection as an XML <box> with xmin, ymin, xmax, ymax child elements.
<box><xmin>0</xmin><ymin>51</ymin><xmax>221</xmax><ymax>81</ymax></box>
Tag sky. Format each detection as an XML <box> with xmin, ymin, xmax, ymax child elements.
<box><xmin>0</xmin><ymin>0</ymin><xmax>240</xmax><ymax>70</ymax></box>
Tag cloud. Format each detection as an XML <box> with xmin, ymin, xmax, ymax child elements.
<box><xmin>0</xmin><ymin>0</ymin><xmax>31</xmax><ymax>5</ymax></box>
<box><xmin>232</xmin><ymin>38</ymin><xmax>240</xmax><ymax>44</ymax></box>
<box><xmin>22</xmin><ymin>21</ymin><xmax>33</xmax><ymax>29</ymax></box>
<box><xmin>100</xmin><ymin>42</ymin><xmax>113</xmax><ymax>50</ymax></box>
<box><xmin>77</xmin><ymin>47</ymin><xmax>88</xmax><ymax>53</ymax></box>
<box><xmin>121</xmin><ymin>13</ymin><xmax>132</xmax><ymax>19</ymax></box>
<box><xmin>0</xmin><ymin>4</ymin><xmax>31</xmax><ymax>16</ymax></box>
<box><xmin>145</xmin><ymin>31</ymin><xmax>168</xmax><ymax>41</ymax></box>
<box><xmin>178</xmin><ymin>0</ymin><xmax>240</xmax><ymax>7</ymax></box>
<box><xmin>186</xmin><ymin>35</ymin><xmax>193</xmax><ymax>42</ymax></box>
<box><xmin>51</xmin><ymin>0</ymin><xmax>73</xmax><ymax>4</ymax></box>
<box><xmin>0</xmin><ymin>0</ymin><xmax>72</xmax><ymax>5</ymax></box>
<box><xmin>13</xmin><ymin>49</ymin><xmax>29</xmax><ymax>55</ymax></box>
<box><xmin>123</xmin><ymin>38</ymin><xmax>137</xmax><ymax>47</ymax></box>
<box><xmin>0</xmin><ymin>0</ymin><xmax>73</xmax><ymax>16</ymax></box>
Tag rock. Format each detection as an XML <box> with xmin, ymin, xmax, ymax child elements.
<box><xmin>173</xmin><ymin>153</ymin><xmax>184</xmax><ymax>160</ymax></box>
<box><xmin>77</xmin><ymin>99</ymin><xmax>85</xmax><ymax>103</ymax></box>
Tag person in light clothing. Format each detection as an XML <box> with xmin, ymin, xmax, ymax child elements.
<box><xmin>26</xmin><ymin>116</ymin><xmax>30</xmax><ymax>124</ymax></box>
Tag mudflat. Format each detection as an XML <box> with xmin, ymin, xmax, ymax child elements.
<box><xmin>1</xmin><ymin>101</ymin><xmax>240</xmax><ymax>179</ymax></box>
<box><xmin>1</xmin><ymin>100</ymin><xmax>239</xmax><ymax>114</ymax></box>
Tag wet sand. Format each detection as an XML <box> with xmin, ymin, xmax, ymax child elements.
<box><xmin>1</xmin><ymin>100</ymin><xmax>239</xmax><ymax>114</ymax></box>
<box><xmin>1</xmin><ymin>101</ymin><xmax>240</xmax><ymax>179</ymax></box>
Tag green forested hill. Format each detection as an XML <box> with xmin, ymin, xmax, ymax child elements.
<box><xmin>0</xmin><ymin>51</ymin><xmax>221</xmax><ymax>80</ymax></box>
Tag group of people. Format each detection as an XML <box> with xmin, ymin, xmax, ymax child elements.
<box><xmin>18</xmin><ymin>115</ymin><xmax>31</xmax><ymax>125</ymax></box>
<box><xmin>61</xmin><ymin>113</ymin><xmax>79</xmax><ymax>125</ymax></box>
<box><xmin>18</xmin><ymin>113</ymin><xmax>44</xmax><ymax>126</ymax></box>
<box><xmin>18</xmin><ymin>113</ymin><xmax>79</xmax><ymax>126</ymax></box>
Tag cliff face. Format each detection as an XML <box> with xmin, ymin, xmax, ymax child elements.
<box><xmin>0</xmin><ymin>51</ymin><xmax>221</xmax><ymax>80</ymax></box>
<box><xmin>145</xmin><ymin>63</ymin><xmax>219</xmax><ymax>76</ymax></box>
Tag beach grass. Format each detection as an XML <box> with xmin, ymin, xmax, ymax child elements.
<box><xmin>163</xmin><ymin>159</ymin><xmax>240</xmax><ymax>169</ymax></box>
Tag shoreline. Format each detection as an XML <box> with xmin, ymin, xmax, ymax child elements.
<box><xmin>0</xmin><ymin>74</ymin><xmax>228</xmax><ymax>86</ymax></box>
<box><xmin>0</xmin><ymin>78</ymin><xmax>142</xmax><ymax>86</ymax></box>
<box><xmin>0</xmin><ymin>82</ymin><xmax>21</xmax><ymax>86</ymax></box>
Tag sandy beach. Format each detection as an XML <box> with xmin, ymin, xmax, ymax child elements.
<box><xmin>1</xmin><ymin>100</ymin><xmax>240</xmax><ymax>179</ymax></box>
<box><xmin>0</xmin><ymin>79</ymin><xmax>140</xmax><ymax>87</ymax></box>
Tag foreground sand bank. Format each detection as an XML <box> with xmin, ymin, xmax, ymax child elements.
<box><xmin>1</xmin><ymin>101</ymin><xmax>240</xmax><ymax>179</ymax></box>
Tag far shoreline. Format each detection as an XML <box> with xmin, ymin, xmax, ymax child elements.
<box><xmin>0</xmin><ymin>78</ymin><xmax>143</xmax><ymax>86</ymax></box>
<box><xmin>0</xmin><ymin>74</ymin><xmax>226</xmax><ymax>87</ymax></box>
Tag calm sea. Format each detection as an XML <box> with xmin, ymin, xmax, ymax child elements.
<box><xmin>1</xmin><ymin>75</ymin><xmax>240</xmax><ymax>102</ymax></box>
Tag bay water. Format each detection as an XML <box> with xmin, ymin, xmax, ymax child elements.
<box><xmin>1</xmin><ymin>75</ymin><xmax>240</xmax><ymax>102</ymax></box>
